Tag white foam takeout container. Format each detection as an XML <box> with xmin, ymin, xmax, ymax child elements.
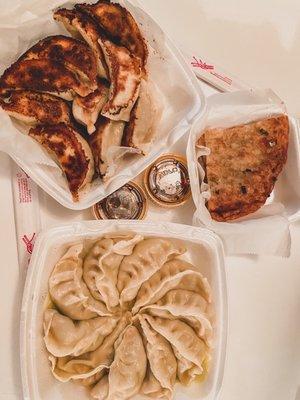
<box><xmin>0</xmin><ymin>0</ymin><xmax>205</xmax><ymax>210</ymax></box>
<box><xmin>20</xmin><ymin>220</ymin><xmax>227</xmax><ymax>400</ymax></box>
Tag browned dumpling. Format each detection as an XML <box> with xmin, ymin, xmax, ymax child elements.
<box><xmin>20</xmin><ymin>35</ymin><xmax>98</xmax><ymax>91</ymax></box>
<box><xmin>53</xmin><ymin>8</ymin><xmax>109</xmax><ymax>79</ymax></box>
<box><xmin>0</xmin><ymin>58</ymin><xmax>94</xmax><ymax>100</ymax></box>
<box><xmin>72</xmin><ymin>79</ymin><xmax>109</xmax><ymax>134</ymax></box>
<box><xmin>89</xmin><ymin>117</ymin><xmax>125</xmax><ymax>178</ymax></box>
<box><xmin>29</xmin><ymin>123</ymin><xmax>94</xmax><ymax>200</ymax></box>
<box><xmin>0</xmin><ymin>90</ymin><xmax>71</xmax><ymax>126</ymax></box>
<box><xmin>76</xmin><ymin>0</ymin><xmax>148</xmax><ymax>69</ymax></box>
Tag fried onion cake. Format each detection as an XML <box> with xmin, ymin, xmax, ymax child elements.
<box><xmin>0</xmin><ymin>91</ymin><xmax>71</xmax><ymax>125</ymax></box>
<box><xmin>76</xmin><ymin>0</ymin><xmax>148</xmax><ymax>69</ymax></box>
<box><xmin>53</xmin><ymin>8</ymin><xmax>108</xmax><ymax>79</ymax></box>
<box><xmin>198</xmin><ymin>115</ymin><xmax>289</xmax><ymax>221</ymax></box>
<box><xmin>0</xmin><ymin>58</ymin><xmax>93</xmax><ymax>100</ymax></box>
<box><xmin>72</xmin><ymin>79</ymin><xmax>109</xmax><ymax>134</ymax></box>
<box><xmin>20</xmin><ymin>35</ymin><xmax>97</xmax><ymax>91</ymax></box>
<box><xmin>89</xmin><ymin>117</ymin><xmax>125</xmax><ymax>178</ymax></box>
<box><xmin>29</xmin><ymin>123</ymin><xmax>94</xmax><ymax>200</ymax></box>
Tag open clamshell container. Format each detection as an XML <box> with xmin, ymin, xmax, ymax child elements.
<box><xmin>0</xmin><ymin>0</ymin><xmax>205</xmax><ymax>210</ymax></box>
<box><xmin>20</xmin><ymin>220</ymin><xmax>227</xmax><ymax>400</ymax></box>
<box><xmin>187</xmin><ymin>89</ymin><xmax>300</xmax><ymax>256</ymax></box>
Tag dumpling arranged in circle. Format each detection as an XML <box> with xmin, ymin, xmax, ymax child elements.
<box><xmin>43</xmin><ymin>234</ymin><xmax>213</xmax><ymax>400</ymax></box>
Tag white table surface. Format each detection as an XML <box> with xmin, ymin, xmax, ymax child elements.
<box><xmin>0</xmin><ymin>1</ymin><xmax>300</xmax><ymax>400</ymax></box>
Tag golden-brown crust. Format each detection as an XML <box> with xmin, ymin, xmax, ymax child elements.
<box><xmin>53</xmin><ymin>8</ymin><xmax>109</xmax><ymax>79</ymax></box>
<box><xmin>0</xmin><ymin>90</ymin><xmax>71</xmax><ymax>125</ymax></box>
<box><xmin>75</xmin><ymin>79</ymin><xmax>109</xmax><ymax>110</ymax></box>
<box><xmin>20</xmin><ymin>35</ymin><xmax>97</xmax><ymax>88</ymax></box>
<box><xmin>29</xmin><ymin>123</ymin><xmax>91</xmax><ymax>200</ymax></box>
<box><xmin>199</xmin><ymin>115</ymin><xmax>289</xmax><ymax>221</ymax></box>
<box><xmin>0</xmin><ymin>58</ymin><xmax>93</xmax><ymax>98</ymax></box>
<box><xmin>100</xmin><ymin>39</ymin><xmax>142</xmax><ymax>120</ymax></box>
<box><xmin>76</xmin><ymin>0</ymin><xmax>148</xmax><ymax>69</ymax></box>
<box><xmin>54</xmin><ymin>6</ymin><xmax>142</xmax><ymax>120</ymax></box>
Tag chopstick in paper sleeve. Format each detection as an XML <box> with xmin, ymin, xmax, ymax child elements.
<box><xmin>181</xmin><ymin>48</ymin><xmax>253</xmax><ymax>92</ymax></box>
<box><xmin>11</xmin><ymin>161</ymin><xmax>41</xmax><ymax>275</ymax></box>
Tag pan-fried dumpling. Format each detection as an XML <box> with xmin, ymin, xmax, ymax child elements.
<box><xmin>20</xmin><ymin>35</ymin><xmax>98</xmax><ymax>91</ymax></box>
<box><xmin>122</xmin><ymin>80</ymin><xmax>157</xmax><ymax>154</ymax></box>
<box><xmin>0</xmin><ymin>58</ymin><xmax>93</xmax><ymax>100</ymax></box>
<box><xmin>106</xmin><ymin>326</ymin><xmax>147</xmax><ymax>399</ymax></box>
<box><xmin>140</xmin><ymin>368</ymin><xmax>171</xmax><ymax>400</ymax></box>
<box><xmin>90</xmin><ymin>374</ymin><xmax>109</xmax><ymax>399</ymax></box>
<box><xmin>29</xmin><ymin>123</ymin><xmax>94</xmax><ymax>201</ymax></box>
<box><xmin>49</xmin><ymin>244</ymin><xmax>110</xmax><ymax>320</ymax></box>
<box><xmin>0</xmin><ymin>90</ymin><xmax>71</xmax><ymax>126</ymax></box>
<box><xmin>89</xmin><ymin>117</ymin><xmax>125</xmax><ymax>178</ymax></box>
<box><xmin>171</xmin><ymin>345</ymin><xmax>203</xmax><ymax>386</ymax></box>
<box><xmin>72</xmin><ymin>79</ymin><xmax>109</xmax><ymax>134</ymax></box>
<box><xmin>56</xmin><ymin>6</ymin><xmax>142</xmax><ymax>121</ymax></box>
<box><xmin>49</xmin><ymin>311</ymin><xmax>131</xmax><ymax>382</ymax></box>
<box><xmin>53</xmin><ymin>8</ymin><xmax>108</xmax><ymax>79</ymax></box>
<box><xmin>139</xmin><ymin>315</ymin><xmax>177</xmax><ymax>392</ymax></box>
<box><xmin>97</xmin><ymin>38</ymin><xmax>142</xmax><ymax>122</ymax></box>
<box><xmin>43</xmin><ymin>309</ymin><xmax>119</xmax><ymax>357</ymax></box>
<box><xmin>143</xmin><ymin>315</ymin><xmax>207</xmax><ymax>371</ymax></box>
<box><xmin>83</xmin><ymin>235</ymin><xmax>143</xmax><ymax>310</ymax></box>
<box><xmin>76</xmin><ymin>1</ymin><xmax>148</xmax><ymax>68</ymax></box>
<box><xmin>133</xmin><ymin>258</ymin><xmax>211</xmax><ymax>314</ymax></box>
<box><xmin>117</xmin><ymin>238</ymin><xmax>186</xmax><ymax>308</ymax></box>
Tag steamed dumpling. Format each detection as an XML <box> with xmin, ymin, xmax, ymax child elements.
<box><xmin>140</xmin><ymin>368</ymin><xmax>171</xmax><ymax>400</ymax></box>
<box><xmin>106</xmin><ymin>326</ymin><xmax>147</xmax><ymax>399</ymax></box>
<box><xmin>49</xmin><ymin>312</ymin><xmax>131</xmax><ymax>382</ymax></box>
<box><xmin>142</xmin><ymin>289</ymin><xmax>212</xmax><ymax>345</ymax></box>
<box><xmin>44</xmin><ymin>235</ymin><xmax>213</xmax><ymax>398</ymax></box>
<box><xmin>83</xmin><ymin>235</ymin><xmax>143</xmax><ymax>310</ymax></box>
<box><xmin>83</xmin><ymin>238</ymin><xmax>114</xmax><ymax>301</ymax></box>
<box><xmin>139</xmin><ymin>315</ymin><xmax>177</xmax><ymax>392</ymax></box>
<box><xmin>143</xmin><ymin>315</ymin><xmax>207</xmax><ymax>371</ymax></box>
<box><xmin>172</xmin><ymin>346</ymin><xmax>203</xmax><ymax>386</ymax></box>
<box><xmin>90</xmin><ymin>374</ymin><xmax>109</xmax><ymax>399</ymax></box>
<box><xmin>49</xmin><ymin>244</ymin><xmax>110</xmax><ymax>320</ymax></box>
<box><xmin>146</xmin><ymin>307</ymin><xmax>213</xmax><ymax>347</ymax></box>
<box><xmin>144</xmin><ymin>289</ymin><xmax>207</xmax><ymax>315</ymax></box>
<box><xmin>76</xmin><ymin>370</ymin><xmax>106</xmax><ymax>388</ymax></box>
<box><xmin>44</xmin><ymin>309</ymin><xmax>119</xmax><ymax>357</ymax></box>
<box><xmin>117</xmin><ymin>238</ymin><xmax>186</xmax><ymax>308</ymax></box>
<box><xmin>133</xmin><ymin>259</ymin><xmax>212</xmax><ymax>314</ymax></box>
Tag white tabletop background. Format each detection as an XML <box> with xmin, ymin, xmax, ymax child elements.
<box><xmin>0</xmin><ymin>1</ymin><xmax>299</xmax><ymax>399</ymax></box>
